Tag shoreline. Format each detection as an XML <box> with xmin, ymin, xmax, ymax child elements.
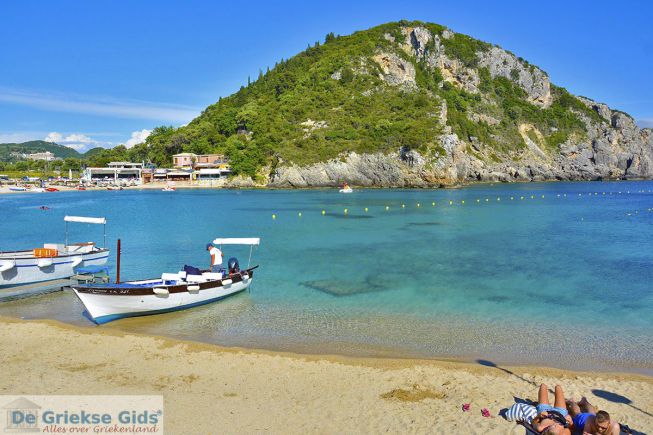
<box><xmin>1</xmin><ymin>177</ymin><xmax>652</xmax><ymax>195</ymax></box>
<box><xmin>1</xmin><ymin>315</ymin><xmax>651</xmax><ymax>433</ymax></box>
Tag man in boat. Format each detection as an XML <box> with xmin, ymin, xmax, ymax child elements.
<box><xmin>206</xmin><ymin>243</ymin><xmax>223</xmax><ymax>273</ymax></box>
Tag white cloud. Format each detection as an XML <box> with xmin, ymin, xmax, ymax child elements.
<box><xmin>44</xmin><ymin>132</ymin><xmax>63</xmax><ymax>143</ymax></box>
<box><xmin>43</xmin><ymin>131</ymin><xmax>111</xmax><ymax>152</ymax></box>
<box><xmin>125</xmin><ymin>129</ymin><xmax>151</xmax><ymax>148</ymax></box>
<box><xmin>0</xmin><ymin>132</ymin><xmax>44</xmax><ymax>143</ymax></box>
<box><xmin>0</xmin><ymin>87</ymin><xmax>200</xmax><ymax>123</ymax></box>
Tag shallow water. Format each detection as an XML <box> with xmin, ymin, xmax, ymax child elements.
<box><xmin>0</xmin><ymin>182</ymin><xmax>652</xmax><ymax>374</ymax></box>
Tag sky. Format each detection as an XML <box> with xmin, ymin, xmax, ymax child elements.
<box><xmin>1</xmin><ymin>0</ymin><xmax>652</xmax><ymax>151</ymax></box>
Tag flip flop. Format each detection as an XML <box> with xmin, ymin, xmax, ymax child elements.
<box><xmin>481</xmin><ymin>408</ymin><xmax>491</xmax><ymax>418</ymax></box>
<box><xmin>462</xmin><ymin>403</ymin><xmax>470</xmax><ymax>412</ymax></box>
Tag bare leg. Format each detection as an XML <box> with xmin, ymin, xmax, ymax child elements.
<box><xmin>578</xmin><ymin>397</ymin><xmax>598</xmax><ymax>414</ymax></box>
<box><xmin>539</xmin><ymin>383</ymin><xmax>550</xmax><ymax>405</ymax></box>
<box><xmin>554</xmin><ymin>385</ymin><xmax>566</xmax><ymax>409</ymax></box>
<box><xmin>566</xmin><ymin>399</ymin><xmax>581</xmax><ymax>417</ymax></box>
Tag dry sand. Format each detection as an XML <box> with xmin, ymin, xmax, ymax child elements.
<box><xmin>0</xmin><ymin>316</ymin><xmax>651</xmax><ymax>434</ymax></box>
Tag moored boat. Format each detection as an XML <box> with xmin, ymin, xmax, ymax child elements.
<box><xmin>0</xmin><ymin>216</ymin><xmax>110</xmax><ymax>287</ymax></box>
<box><xmin>72</xmin><ymin>238</ymin><xmax>260</xmax><ymax>324</ymax></box>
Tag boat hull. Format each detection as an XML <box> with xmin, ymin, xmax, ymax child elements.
<box><xmin>0</xmin><ymin>249</ymin><xmax>110</xmax><ymax>287</ymax></box>
<box><xmin>72</xmin><ymin>271</ymin><xmax>254</xmax><ymax>324</ymax></box>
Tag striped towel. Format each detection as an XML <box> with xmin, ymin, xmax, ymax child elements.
<box><xmin>504</xmin><ymin>402</ymin><xmax>538</xmax><ymax>423</ymax></box>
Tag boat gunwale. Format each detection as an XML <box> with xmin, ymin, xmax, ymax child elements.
<box><xmin>73</xmin><ymin>268</ymin><xmax>256</xmax><ymax>296</ymax></box>
<box><xmin>0</xmin><ymin>247</ymin><xmax>110</xmax><ymax>260</ymax></box>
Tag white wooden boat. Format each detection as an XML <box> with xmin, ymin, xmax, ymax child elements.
<box><xmin>0</xmin><ymin>216</ymin><xmax>110</xmax><ymax>287</ymax></box>
<box><xmin>72</xmin><ymin>238</ymin><xmax>260</xmax><ymax>324</ymax></box>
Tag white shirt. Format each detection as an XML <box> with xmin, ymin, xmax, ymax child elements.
<box><xmin>209</xmin><ymin>247</ymin><xmax>223</xmax><ymax>265</ymax></box>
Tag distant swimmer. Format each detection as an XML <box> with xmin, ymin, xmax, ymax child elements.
<box><xmin>39</xmin><ymin>206</ymin><xmax>49</xmax><ymax>210</ymax></box>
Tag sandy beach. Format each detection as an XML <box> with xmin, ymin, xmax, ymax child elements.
<box><xmin>0</xmin><ymin>316</ymin><xmax>650</xmax><ymax>434</ymax></box>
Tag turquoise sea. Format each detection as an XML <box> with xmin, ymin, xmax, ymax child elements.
<box><xmin>1</xmin><ymin>182</ymin><xmax>652</xmax><ymax>374</ymax></box>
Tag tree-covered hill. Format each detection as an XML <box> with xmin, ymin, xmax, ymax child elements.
<box><xmin>99</xmin><ymin>20</ymin><xmax>653</xmax><ymax>184</ymax></box>
<box><xmin>0</xmin><ymin>140</ymin><xmax>82</xmax><ymax>162</ymax></box>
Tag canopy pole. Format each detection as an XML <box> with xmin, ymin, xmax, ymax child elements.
<box><xmin>116</xmin><ymin>239</ymin><xmax>121</xmax><ymax>284</ymax></box>
<box><xmin>103</xmin><ymin>223</ymin><xmax>106</xmax><ymax>248</ymax></box>
<box><xmin>65</xmin><ymin>221</ymin><xmax>68</xmax><ymax>246</ymax></box>
<box><xmin>247</xmin><ymin>246</ymin><xmax>253</xmax><ymax>268</ymax></box>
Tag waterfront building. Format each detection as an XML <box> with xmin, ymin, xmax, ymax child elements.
<box><xmin>82</xmin><ymin>161</ymin><xmax>143</xmax><ymax>182</ymax></box>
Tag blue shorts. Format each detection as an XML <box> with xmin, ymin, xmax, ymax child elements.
<box><xmin>572</xmin><ymin>413</ymin><xmax>592</xmax><ymax>431</ymax></box>
<box><xmin>536</xmin><ymin>403</ymin><xmax>569</xmax><ymax>417</ymax></box>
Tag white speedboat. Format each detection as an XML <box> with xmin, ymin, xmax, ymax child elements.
<box><xmin>9</xmin><ymin>186</ymin><xmax>27</xmax><ymax>192</ymax></box>
<box><xmin>72</xmin><ymin>238</ymin><xmax>259</xmax><ymax>324</ymax></box>
<box><xmin>0</xmin><ymin>216</ymin><xmax>110</xmax><ymax>287</ymax></box>
<box><xmin>339</xmin><ymin>187</ymin><xmax>353</xmax><ymax>193</ymax></box>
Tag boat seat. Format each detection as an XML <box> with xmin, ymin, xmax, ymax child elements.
<box><xmin>161</xmin><ymin>273</ymin><xmax>180</xmax><ymax>282</ymax></box>
<box><xmin>185</xmin><ymin>274</ymin><xmax>207</xmax><ymax>283</ymax></box>
<box><xmin>202</xmin><ymin>272</ymin><xmax>223</xmax><ymax>280</ymax></box>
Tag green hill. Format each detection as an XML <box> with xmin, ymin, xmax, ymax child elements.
<box><xmin>0</xmin><ymin>140</ymin><xmax>82</xmax><ymax>162</ymax></box>
<box><xmin>110</xmin><ymin>21</ymin><xmax>653</xmax><ymax>183</ymax></box>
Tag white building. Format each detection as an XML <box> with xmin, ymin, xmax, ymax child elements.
<box><xmin>82</xmin><ymin>162</ymin><xmax>143</xmax><ymax>183</ymax></box>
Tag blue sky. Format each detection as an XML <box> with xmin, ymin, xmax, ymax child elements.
<box><xmin>1</xmin><ymin>0</ymin><xmax>652</xmax><ymax>151</ymax></box>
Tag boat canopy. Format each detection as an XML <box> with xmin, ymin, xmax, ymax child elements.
<box><xmin>64</xmin><ymin>216</ymin><xmax>107</xmax><ymax>247</ymax></box>
<box><xmin>64</xmin><ymin>216</ymin><xmax>107</xmax><ymax>225</ymax></box>
<box><xmin>212</xmin><ymin>238</ymin><xmax>260</xmax><ymax>246</ymax></box>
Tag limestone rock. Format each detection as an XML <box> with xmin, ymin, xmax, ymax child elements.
<box><xmin>478</xmin><ymin>47</ymin><xmax>552</xmax><ymax>107</ymax></box>
<box><xmin>372</xmin><ymin>52</ymin><xmax>416</xmax><ymax>89</ymax></box>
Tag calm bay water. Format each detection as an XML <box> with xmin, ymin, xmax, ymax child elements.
<box><xmin>1</xmin><ymin>182</ymin><xmax>652</xmax><ymax>373</ymax></box>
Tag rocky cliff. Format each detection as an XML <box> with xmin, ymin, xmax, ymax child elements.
<box><xmin>267</xmin><ymin>24</ymin><xmax>652</xmax><ymax>187</ymax></box>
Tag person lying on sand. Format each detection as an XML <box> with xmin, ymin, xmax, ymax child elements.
<box><xmin>566</xmin><ymin>397</ymin><xmax>620</xmax><ymax>435</ymax></box>
<box><xmin>531</xmin><ymin>383</ymin><xmax>573</xmax><ymax>435</ymax></box>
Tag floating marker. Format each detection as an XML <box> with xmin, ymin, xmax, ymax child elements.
<box><xmin>476</xmin><ymin>199</ymin><xmax>480</xmax><ymax>203</ymax></box>
<box><xmin>364</xmin><ymin>207</ymin><xmax>368</xmax><ymax>212</ymax></box>
<box><xmin>432</xmin><ymin>202</ymin><xmax>435</xmax><ymax>206</ymax></box>
<box><xmin>344</xmin><ymin>208</ymin><xmax>348</xmax><ymax>214</ymax></box>
<box><xmin>541</xmin><ymin>195</ymin><xmax>544</xmax><ymax>198</ymax></box>
<box><xmin>497</xmin><ymin>197</ymin><xmax>500</xmax><ymax>201</ymax></box>
<box><xmin>402</xmin><ymin>204</ymin><xmax>406</xmax><ymax>208</ymax></box>
<box><xmin>510</xmin><ymin>197</ymin><xmax>514</xmax><ymax>200</ymax></box>
<box><xmin>520</xmin><ymin>196</ymin><xmax>524</xmax><ymax>200</ymax></box>
<box><xmin>272</xmin><ymin>214</ymin><xmax>276</xmax><ymax>219</ymax></box>
<box><xmin>461</xmin><ymin>200</ymin><xmax>465</xmax><ymax>204</ymax></box>
<box><xmin>322</xmin><ymin>210</ymin><xmax>326</xmax><ymax>215</ymax></box>
<box><xmin>563</xmin><ymin>194</ymin><xmax>567</xmax><ymax>197</ymax></box>
<box><xmin>485</xmin><ymin>198</ymin><xmax>489</xmax><ymax>202</ymax></box>
<box><xmin>449</xmin><ymin>201</ymin><xmax>453</xmax><ymax>205</ymax></box>
<box><xmin>531</xmin><ymin>195</ymin><xmax>535</xmax><ymax>199</ymax></box>
<box><xmin>385</xmin><ymin>206</ymin><xmax>390</xmax><ymax>210</ymax></box>
<box><xmin>579</xmin><ymin>193</ymin><xmax>582</xmax><ymax>196</ymax></box>
<box><xmin>298</xmin><ymin>212</ymin><xmax>302</xmax><ymax>217</ymax></box>
<box><xmin>416</xmin><ymin>203</ymin><xmax>420</xmax><ymax>208</ymax></box>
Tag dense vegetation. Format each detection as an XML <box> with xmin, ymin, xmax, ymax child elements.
<box><xmin>6</xmin><ymin>20</ymin><xmax>610</xmax><ymax>179</ymax></box>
